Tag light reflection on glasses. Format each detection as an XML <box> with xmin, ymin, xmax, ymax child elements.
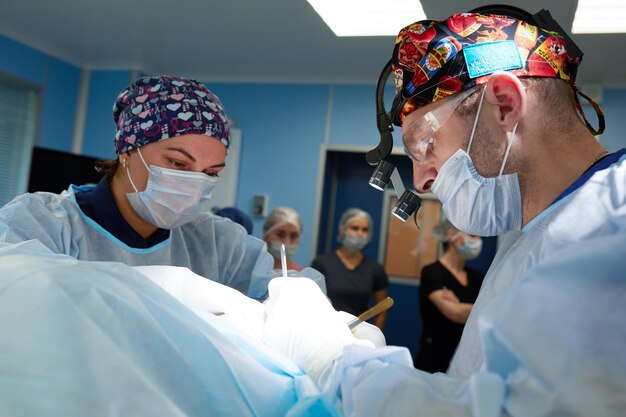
<box><xmin>402</xmin><ymin>86</ymin><xmax>479</xmax><ymax>162</ymax></box>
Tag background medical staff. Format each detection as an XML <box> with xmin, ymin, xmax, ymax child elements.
<box><xmin>414</xmin><ymin>219</ymin><xmax>484</xmax><ymax>373</ymax></box>
<box><xmin>312</xmin><ymin>207</ymin><xmax>389</xmax><ymax>330</ymax></box>
<box><xmin>213</xmin><ymin>206</ymin><xmax>254</xmax><ymax>234</ymax></box>
<box><xmin>263</xmin><ymin>206</ymin><xmax>304</xmax><ymax>271</ymax></box>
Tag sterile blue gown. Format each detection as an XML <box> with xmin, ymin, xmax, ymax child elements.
<box><xmin>316</xmin><ymin>154</ymin><xmax>626</xmax><ymax>416</ymax></box>
<box><xmin>0</xmin><ymin>244</ymin><xmax>340</xmax><ymax>417</ymax></box>
<box><xmin>449</xmin><ymin>151</ymin><xmax>626</xmax><ymax>378</ymax></box>
<box><xmin>0</xmin><ymin>184</ymin><xmax>324</xmax><ymax>299</ymax></box>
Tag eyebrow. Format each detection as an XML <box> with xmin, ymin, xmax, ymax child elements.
<box><xmin>401</xmin><ymin>134</ymin><xmax>420</xmax><ymax>162</ymax></box>
<box><xmin>401</xmin><ymin>125</ymin><xmax>413</xmax><ymax>148</ymax></box>
<box><xmin>403</xmin><ymin>142</ymin><xmax>417</xmax><ymax>161</ymax></box>
<box><xmin>166</xmin><ymin>146</ymin><xmax>196</xmax><ymax>162</ymax></box>
<box><xmin>166</xmin><ymin>146</ymin><xmax>226</xmax><ymax>169</ymax></box>
<box><xmin>401</xmin><ymin>116</ymin><xmax>423</xmax><ymax>147</ymax></box>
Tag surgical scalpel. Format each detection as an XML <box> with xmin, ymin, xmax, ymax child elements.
<box><xmin>281</xmin><ymin>243</ymin><xmax>288</xmax><ymax>278</ymax></box>
<box><xmin>347</xmin><ymin>296</ymin><xmax>394</xmax><ymax>329</ymax></box>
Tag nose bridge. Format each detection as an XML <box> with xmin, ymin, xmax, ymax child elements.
<box><xmin>274</xmin><ymin>232</ymin><xmax>290</xmax><ymax>244</ymax></box>
<box><xmin>355</xmin><ymin>225</ymin><xmax>368</xmax><ymax>237</ymax></box>
<box><xmin>285</xmin><ymin>228</ymin><xmax>301</xmax><ymax>244</ymax></box>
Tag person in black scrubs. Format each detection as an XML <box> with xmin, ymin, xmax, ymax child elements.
<box><xmin>311</xmin><ymin>208</ymin><xmax>390</xmax><ymax>330</ymax></box>
<box><xmin>414</xmin><ymin>219</ymin><xmax>484</xmax><ymax>373</ymax></box>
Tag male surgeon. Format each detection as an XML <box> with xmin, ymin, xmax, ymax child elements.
<box><xmin>261</xmin><ymin>6</ymin><xmax>626</xmax><ymax>416</ymax></box>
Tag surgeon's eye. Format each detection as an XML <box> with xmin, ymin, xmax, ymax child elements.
<box><xmin>169</xmin><ymin>159</ymin><xmax>189</xmax><ymax>170</ymax></box>
<box><xmin>424</xmin><ymin>137</ymin><xmax>434</xmax><ymax>150</ymax></box>
<box><xmin>405</xmin><ymin>137</ymin><xmax>434</xmax><ymax>162</ymax></box>
<box><xmin>204</xmin><ymin>170</ymin><xmax>220</xmax><ymax>177</ymax></box>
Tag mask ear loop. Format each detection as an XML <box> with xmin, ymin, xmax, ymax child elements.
<box><xmin>499</xmin><ymin>122</ymin><xmax>518</xmax><ymax>177</ymax></box>
<box><xmin>124</xmin><ymin>150</ymin><xmax>145</xmax><ymax>193</ymax></box>
<box><xmin>136</xmin><ymin>147</ymin><xmax>151</xmax><ymax>171</ymax></box>
<box><xmin>467</xmin><ymin>87</ymin><xmax>486</xmax><ymax>156</ymax></box>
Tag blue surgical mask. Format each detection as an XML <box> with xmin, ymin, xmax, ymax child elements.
<box><xmin>268</xmin><ymin>240</ymin><xmax>299</xmax><ymax>260</ymax></box>
<box><xmin>431</xmin><ymin>88</ymin><xmax>522</xmax><ymax>236</ymax></box>
<box><xmin>126</xmin><ymin>148</ymin><xmax>218</xmax><ymax>229</ymax></box>
<box><xmin>340</xmin><ymin>234</ymin><xmax>369</xmax><ymax>253</ymax></box>
<box><xmin>456</xmin><ymin>236</ymin><xmax>483</xmax><ymax>260</ymax></box>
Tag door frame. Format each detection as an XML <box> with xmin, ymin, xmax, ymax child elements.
<box><xmin>309</xmin><ymin>143</ymin><xmax>407</xmax><ymax>263</ymax></box>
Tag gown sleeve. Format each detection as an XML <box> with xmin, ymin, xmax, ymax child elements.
<box><xmin>0</xmin><ymin>192</ymin><xmax>74</xmax><ymax>255</ymax></box>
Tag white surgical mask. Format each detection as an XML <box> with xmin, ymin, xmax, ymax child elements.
<box><xmin>456</xmin><ymin>236</ymin><xmax>483</xmax><ymax>260</ymax></box>
<box><xmin>431</xmin><ymin>88</ymin><xmax>522</xmax><ymax>236</ymax></box>
<box><xmin>341</xmin><ymin>234</ymin><xmax>369</xmax><ymax>253</ymax></box>
<box><xmin>268</xmin><ymin>240</ymin><xmax>299</xmax><ymax>260</ymax></box>
<box><xmin>126</xmin><ymin>148</ymin><xmax>218</xmax><ymax>229</ymax></box>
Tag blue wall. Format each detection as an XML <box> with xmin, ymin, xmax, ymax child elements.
<box><xmin>0</xmin><ymin>36</ymin><xmax>48</xmax><ymax>84</ymax></box>
<box><xmin>329</xmin><ymin>84</ymin><xmax>379</xmax><ymax>145</ymax></box>
<box><xmin>0</xmin><ymin>36</ymin><xmax>82</xmax><ymax>153</ymax></box>
<box><xmin>82</xmin><ymin>71</ymin><xmax>133</xmax><ymax>158</ymax></box>
<box><xmin>600</xmin><ymin>89</ymin><xmax>626</xmax><ymax>153</ymax></box>
<box><xmin>209</xmin><ymin>83</ymin><xmax>330</xmax><ymax>266</ymax></box>
<box><xmin>38</xmin><ymin>59</ymin><xmax>81</xmax><ymax>151</ymax></box>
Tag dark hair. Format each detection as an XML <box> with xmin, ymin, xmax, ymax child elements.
<box><xmin>94</xmin><ymin>159</ymin><xmax>119</xmax><ymax>181</ymax></box>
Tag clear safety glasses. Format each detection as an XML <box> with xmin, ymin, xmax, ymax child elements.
<box><xmin>403</xmin><ymin>86</ymin><xmax>479</xmax><ymax>163</ymax></box>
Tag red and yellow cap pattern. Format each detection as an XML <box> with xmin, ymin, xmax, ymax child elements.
<box><xmin>391</xmin><ymin>12</ymin><xmax>582</xmax><ymax>126</ymax></box>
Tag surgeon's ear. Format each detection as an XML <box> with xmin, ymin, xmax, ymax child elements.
<box><xmin>484</xmin><ymin>72</ymin><xmax>526</xmax><ymax>132</ymax></box>
<box><xmin>118</xmin><ymin>152</ymin><xmax>129</xmax><ymax>167</ymax></box>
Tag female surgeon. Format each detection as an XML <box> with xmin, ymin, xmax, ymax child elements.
<box><xmin>0</xmin><ymin>75</ymin><xmax>322</xmax><ymax>299</ymax></box>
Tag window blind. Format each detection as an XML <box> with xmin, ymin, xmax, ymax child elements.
<box><xmin>0</xmin><ymin>74</ymin><xmax>40</xmax><ymax>207</ymax></box>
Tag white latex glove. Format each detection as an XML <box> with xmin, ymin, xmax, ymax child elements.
<box><xmin>336</xmin><ymin>311</ymin><xmax>387</xmax><ymax>348</ymax></box>
<box><xmin>262</xmin><ymin>277</ymin><xmax>374</xmax><ymax>382</ymax></box>
<box><xmin>133</xmin><ymin>265</ymin><xmax>266</xmax><ymax>340</ymax></box>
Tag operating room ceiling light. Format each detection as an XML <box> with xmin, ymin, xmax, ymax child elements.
<box><xmin>307</xmin><ymin>0</ymin><xmax>427</xmax><ymax>36</ymax></box>
<box><xmin>572</xmin><ymin>0</ymin><xmax>626</xmax><ymax>33</ymax></box>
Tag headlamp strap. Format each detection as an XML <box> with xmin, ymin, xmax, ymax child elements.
<box><xmin>367</xmin><ymin>59</ymin><xmax>395</xmax><ymax>165</ymax></box>
<box><xmin>573</xmin><ymin>86</ymin><xmax>606</xmax><ymax>136</ymax></box>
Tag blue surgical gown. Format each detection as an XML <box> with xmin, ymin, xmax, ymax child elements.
<box><xmin>0</xmin><ymin>248</ymin><xmax>340</xmax><ymax>417</ymax></box>
<box><xmin>316</xmin><ymin>155</ymin><xmax>626</xmax><ymax>416</ymax></box>
<box><xmin>0</xmin><ymin>184</ymin><xmax>324</xmax><ymax>299</ymax></box>
<box><xmin>449</xmin><ymin>151</ymin><xmax>626</xmax><ymax>378</ymax></box>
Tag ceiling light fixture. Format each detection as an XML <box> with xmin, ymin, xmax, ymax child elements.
<box><xmin>306</xmin><ymin>0</ymin><xmax>427</xmax><ymax>37</ymax></box>
<box><xmin>572</xmin><ymin>0</ymin><xmax>626</xmax><ymax>33</ymax></box>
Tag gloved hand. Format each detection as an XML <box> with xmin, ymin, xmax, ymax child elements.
<box><xmin>336</xmin><ymin>311</ymin><xmax>387</xmax><ymax>348</ymax></box>
<box><xmin>133</xmin><ymin>265</ymin><xmax>266</xmax><ymax>340</ymax></box>
<box><xmin>262</xmin><ymin>277</ymin><xmax>374</xmax><ymax>382</ymax></box>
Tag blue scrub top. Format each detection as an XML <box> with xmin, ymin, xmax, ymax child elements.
<box><xmin>75</xmin><ymin>178</ymin><xmax>169</xmax><ymax>248</ymax></box>
<box><xmin>552</xmin><ymin>148</ymin><xmax>626</xmax><ymax>204</ymax></box>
